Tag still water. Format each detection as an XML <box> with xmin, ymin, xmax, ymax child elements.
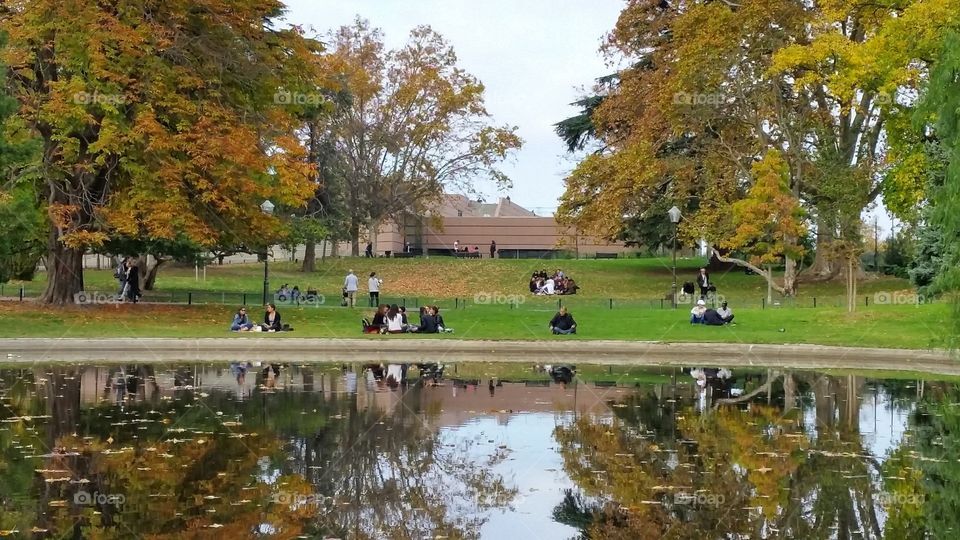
<box><xmin>0</xmin><ymin>361</ymin><xmax>956</xmax><ymax>539</ymax></box>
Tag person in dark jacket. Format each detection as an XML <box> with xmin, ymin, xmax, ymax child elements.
<box><xmin>702</xmin><ymin>308</ymin><xmax>726</xmax><ymax>326</ymax></box>
<box><xmin>261</xmin><ymin>303</ymin><xmax>282</xmax><ymax>332</ymax></box>
<box><xmin>696</xmin><ymin>267</ymin><xmax>711</xmax><ymax>299</ymax></box>
<box><xmin>549</xmin><ymin>307</ymin><xmax>577</xmax><ymax>334</ymax></box>
<box><xmin>418</xmin><ymin>306</ymin><xmax>439</xmax><ymax>333</ymax></box>
<box><xmin>124</xmin><ymin>259</ymin><xmax>141</xmax><ymax>303</ymax></box>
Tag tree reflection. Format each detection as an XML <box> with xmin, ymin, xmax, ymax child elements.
<box><xmin>552</xmin><ymin>372</ymin><xmax>956</xmax><ymax>539</ymax></box>
<box><xmin>0</xmin><ymin>365</ymin><xmax>514</xmax><ymax>539</ymax></box>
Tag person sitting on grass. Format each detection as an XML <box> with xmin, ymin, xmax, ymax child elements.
<box><xmin>261</xmin><ymin>303</ymin><xmax>283</xmax><ymax>332</ymax></box>
<box><xmin>230</xmin><ymin>307</ymin><xmax>255</xmax><ymax>332</ymax></box>
<box><xmin>385</xmin><ymin>304</ymin><xmax>406</xmax><ymax>333</ymax></box>
<box><xmin>716</xmin><ymin>301</ymin><xmax>735</xmax><ymax>324</ymax></box>
<box><xmin>549</xmin><ymin>306</ymin><xmax>577</xmax><ymax>335</ymax></box>
<box><xmin>434</xmin><ymin>306</ymin><xmax>454</xmax><ymax>333</ymax></box>
<box><xmin>690</xmin><ymin>299</ymin><xmax>707</xmax><ymax>324</ymax></box>
<box><xmin>702</xmin><ymin>308</ymin><xmax>726</xmax><ymax>326</ymax></box>
<box><xmin>418</xmin><ymin>306</ymin><xmax>439</xmax><ymax>333</ymax></box>
<box><xmin>362</xmin><ymin>304</ymin><xmax>388</xmax><ymax>334</ymax></box>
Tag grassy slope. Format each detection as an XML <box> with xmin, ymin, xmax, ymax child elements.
<box><xmin>0</xmin><ymin>302</ymin><xmax>947</xmax><ymax>350</ymax></box>
<box><xmin>5</xmin><ymin>256</ymin><xmax>917</xmax><ymax>305</ymax></box>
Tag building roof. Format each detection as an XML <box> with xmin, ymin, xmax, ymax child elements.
<box><xmin>434</xmin><ymin>194</ymin><xmax>537</xmax><ymax>218</ymax></box>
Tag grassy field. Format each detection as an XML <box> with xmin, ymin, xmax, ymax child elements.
<box><xmin>0</xmin><ymin>301</ymin><xmax>947</xmax><ymax>350</ymax></box>
<box><xmin>2</xmin><ymin>256</ymin><xmax>920</xmax><ymax>309</ymax></box>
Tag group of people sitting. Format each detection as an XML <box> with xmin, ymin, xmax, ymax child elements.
<box><xmin>229</xmin><ymin>303</ymin><xmax>293</xmax><ymax>332</ymax></box>
<box><xmin>529</xmin><ymin>269</ymin><xmax>579</xmax><ymax>296</ymax></box>
<box><xmin>362</xmin><ymin>304</ymin><xmax>454</xmax><ymax>334</ymax></box>
<box><xmin>276</xmin><ymin>283</ymin><xmax>320</xmax><ymax>302</ymax></box>
<box><xmin>690</xmin><ymin>300</ymin><xmax>735</xmax><ymax>326</ymax></box>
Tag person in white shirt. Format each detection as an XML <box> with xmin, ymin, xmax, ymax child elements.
<box><xmin>368</xmin><ymin>272</ymin><xmax>382</xmax><ymax>307</ymax></box>
<box><xmin>716</xmin><ymin>301</ymin><xmax>734</xmax><ymax>324</ymax></box>
<box><xmin>343</xmin><ymin>270</ymin><xmax>359</xmax><ymax>307</ymax></box>
<box><xmin>539</xmin><ymin>278</ymin><xmax>555</xmax><ymax>295</ymax></box>
<box><xmin>385</xmin><ymin>304</ymin><xmax>405</xmax><ymax>333</ymax></box>
<box><xmin>690</xmin><ymin>299</ymin><xmax>707</xmax><ymax>324</ymax></box>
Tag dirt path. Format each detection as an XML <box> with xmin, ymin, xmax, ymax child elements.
<box><xmin>1</xmin><ymin>338</ymin><xmax>955</xmax><ymax>375</ymax></box>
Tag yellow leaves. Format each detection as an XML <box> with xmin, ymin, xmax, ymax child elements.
<box><xmin>725</xmin><ymin>150</ymin><xmax>806</xmax><ymax>263</ymax></box>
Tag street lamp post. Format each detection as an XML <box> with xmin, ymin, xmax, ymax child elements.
<box><xmin>668</xmin><ymin>206</ymin><xmax>682</xmax><ymax>309</ymax></box>
<box><xmin>260</xmin><ymin>200</ymin><xmax>275</xmax><ymax>305</ymax></box>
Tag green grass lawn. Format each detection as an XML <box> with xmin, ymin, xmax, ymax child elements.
<box><xmin>2</xmin><ymin>256</ymin><xmax>920</xmax><ymax>309</ymax></box>
<box><xmin>0</xmin><ymin>302</ymin><xmax>947</xmax><ymax>350</ymax></box>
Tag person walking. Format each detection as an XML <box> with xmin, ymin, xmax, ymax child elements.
<box><xmin>124</xmin><ymin>258</ymin><xmax>141</xmax><ymax>303</ymax></box>
<box><xmin>453</xmin><ymin>240</ymin><xmax>459</xmax><ymax>254</ymax></box>
<box><xmin>489</xmin><ymin>240</ymin><xmax>497</xmax><ymax>259</ymax></box>
<box><xmin>343</xmin><ymin>269</ymin><xmax>359</xmax><ymax>307</ymax></box>
<box><xmin>368</xmin><ymin>272</ymin><xmax>382</xmax><ymax>307</ymax></box>
<box><xmin>365</xmin><ymin>242</ymin><xmax>373</xmax><ymax>258</ymax></box>
<box><xmin>696</xmin><ymin>267</ymin><xmax>711</xmax><ymax>299</ymax></box>
<box><xmin>115</xmin><ymin>256</ymin><xmax>128</xmax><ymax>298</ymax></box>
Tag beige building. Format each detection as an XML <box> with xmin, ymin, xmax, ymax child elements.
<box><xmin>338</xmin><ymin>194</ymin><xmax>634</xmax><ymax>258</ymax></box>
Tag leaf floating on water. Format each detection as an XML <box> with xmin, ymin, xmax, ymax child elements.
<box><xmin>207</xmin><ymin>523</ymin><xmax>223</xmax><ymax>528</ymax></box>
<box><xmin>48</xmin><ymin>500</ymin><xmax>69</xmax><ymax>507</ymax></box>
<box><xmin>0</xmin><ymin>529</ymin><xmax>19</xmax><ymax>537</ymax></box>
<box><xmin>44</xmin><ymin>477</ymin><xmax>71</xmax><ymax>483</ymax></box>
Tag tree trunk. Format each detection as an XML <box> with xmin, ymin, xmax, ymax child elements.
<box><xmin>711</xmin><ymin>248</ymin><xmax>786</xmax><ymax>296</ymax></box>
<box><xmin>350</xmin><ymin>220</ymin><xmax>360</xmax><ymax>257</ymax></box>
<box><xmin>783</xmin><ymin>254</ymin><xmax>798</xmax><ymax>296</ymax></box>
<box><xmin>137</xmin><ymin>254</ymin><xmax>166</xmax><ymax>291</ymax></box>
<box><xmin>39</xmin><ymin>228</ymin><xmax>84</xmax><ymax>305</ymax></box>
<box><xmin>368</xmin><ymin>218</ymin><xmax>380</xmax><ymax>256</ymax></box>
<box><xmin>302</xmin><ymin>241</ymin><xmax>316</xmax><ymax>272</ymax></box>
<box><xmin>766</xmin><ymin>264</ymin><xmax>773</xmax><ymax>305</ymax></box>
<box><xmin>808</xmin><ymin>215</ymin><xmax>839</xmax><ymax>280</ymax></box>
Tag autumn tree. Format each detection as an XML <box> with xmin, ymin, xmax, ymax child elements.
<box><xmin>323</xmin><ymin>19</ymin><xmax>521</xmax><ymax>255</ymax></box>
<box><xmin>0</xmin><ymin>0</ymin><xmax>321</xmax><ymax>304</ymax></box>
<box><xmin>559</xmin><ymin>0</ymin><xmax>960</xmax><ymax>288</ymax></box>
<box><xmin>717</xmin><ymin>150</ymin><xmax>806</xmax><ymax>299</ymax></box>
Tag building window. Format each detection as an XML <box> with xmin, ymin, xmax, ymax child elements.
<box><xmin>457</xmin><ymin>210</ymin><xmax>463</xmax><ymax>217</ymax></box>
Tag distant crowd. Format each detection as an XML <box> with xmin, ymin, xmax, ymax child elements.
<box><xmin>529</xmin><ymin>269</ymin><xmax>579</xmax><ymax>296</ymax></box>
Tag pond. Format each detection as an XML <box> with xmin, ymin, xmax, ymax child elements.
<box><xmin>0</xmin><ymin>361</ymin><xmax>956</xmax><ymax>539</ymax></box>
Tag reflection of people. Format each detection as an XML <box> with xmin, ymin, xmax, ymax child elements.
<box><xmin>690</xmin><ymin>299</ymin><xmax>707</xmax><ymax>324</ymax></box>
<box><xmin>549</xmin><ymin>307</ymin><xmax>577</xmax><ymax>335</ymax></box>
<box><xmin>230</xmin><ymin>307</ymin><xmax>254</xmax><ymax>332</ymax></box>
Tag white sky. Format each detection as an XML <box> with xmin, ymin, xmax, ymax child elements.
<box><xmin>283</xmin><ymin>0</ymin><xmax>625</xmax><ymax>216</ymax></box>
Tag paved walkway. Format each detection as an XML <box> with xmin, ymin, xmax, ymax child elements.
<box><xmin>0</xmin><ymin>338</ymin><xmax>954</xmax><ymax>375</ymax></box>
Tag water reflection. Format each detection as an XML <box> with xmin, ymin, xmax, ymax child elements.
<box><xmin>0</xmin><ymin>363</ymin><xmax>956</xmax><ymax>539</ymax></box>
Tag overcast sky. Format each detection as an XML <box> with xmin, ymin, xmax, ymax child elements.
<box><xmin>283</xmin><ymin>0</ymin><xmax>625</xmax><ymax>216</ymax></box>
